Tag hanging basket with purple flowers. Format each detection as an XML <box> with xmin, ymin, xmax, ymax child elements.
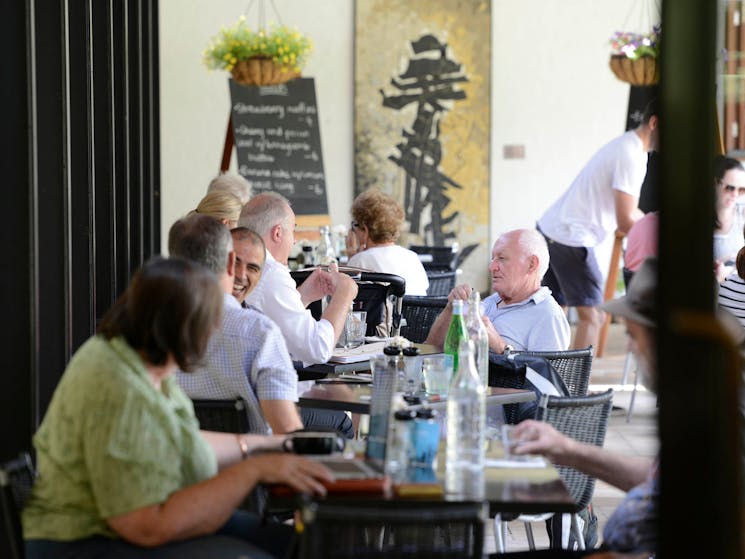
<box><xmin>608</xmin><ymin>24</ymin><xmax>660</xmax><ymax>86</ymax></box>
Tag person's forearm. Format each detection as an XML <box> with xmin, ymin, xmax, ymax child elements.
<box><xmin>562</xmin><ymin>440</ymin><xmax>653</xmax><ymax>491</ymax></box>
<box><xmin>261</xmin><ymin>400</ymin><xmax>304</xmax><ymax>434</ymax></box>
<box><xmin>201</xmin><ymin>430</ymin><xmax>284</xmax><ymax>470</ymax></box>
<box><xmin>322</xmin><ymin>286</ymin><xmax>356</xmax><ymax>341</ymax></box>
<box><xmin>108</xmin><ymin>458</ymin><xmax>262</xmax><ymax>546</ymax></box>
<box><xmin>424</xmin><ymin>305</ymin><xmax>452</xmax><ymax>349</ymax></box>
<box><xmin>297</xmin><ymin>281</ymin><xmax>317</xmax><ymax>308</ymax></box>
<box><xmin>617</xmin><ymin>208</ymin><xmax>644</xmax><ymax>235</ymax></box>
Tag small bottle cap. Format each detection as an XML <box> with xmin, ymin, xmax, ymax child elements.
<box><xmin>415</xmin><ymin>408</ymin><xmax>437</xmax><ymax>419</ymax></box>
<box><xmin>402</xmin><ymin>347</ymin><xmax>420</xmax><ymax>357</ymax></box>
<box><xmin>394</xmin><ymin>409</ymin><xmax>416</xmax><ymax>421</ymax></box>
<box><xmin>452</xmin><ymin>299</ymin><xmax>464</xmax><ymax>312</ymax></box>
<box><xmin>384</xmin><ymin>345</ymin><xmax>402</xmax><ymax>356</ymax></box>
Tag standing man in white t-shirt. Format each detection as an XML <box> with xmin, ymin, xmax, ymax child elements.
<box><xmin>537</xmin><ymin>99</ymin><xmax>659</xmax><ymax>350</ymax></box>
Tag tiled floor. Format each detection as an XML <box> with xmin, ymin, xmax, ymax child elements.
<box><xmin>485</xmin><ymin>322</ymin><xmax>659</xmax><ymax>553</ymax></box>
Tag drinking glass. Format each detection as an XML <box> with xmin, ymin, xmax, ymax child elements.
<box><xmin>344</xmin><ymin>311</ymin><xmax>367</xmax><ymax>349</ymax></box>
<box><xmin>422</xmin><ymin>354</ymin><xmax>453</xmax><ymax>397</ymax></box>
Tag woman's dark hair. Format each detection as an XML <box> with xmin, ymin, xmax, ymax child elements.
<box><xmin>714</xmin><ymin>155</ymin><xmax>744</xmax><ymax>182</ymax></box>
<box><xmin>98</xmin><ymin>257</ymin><xmax>222</xmax><ymax>371</ymax></box>
<box><xmin>736</xmin><ymin>245</ymin><xmax>745</xmax><ymax>281</ymax></box>
<box><xmin>713</xmin><ymin>155</ymin><xmax>745</xmax><ymax>229</ymax></box>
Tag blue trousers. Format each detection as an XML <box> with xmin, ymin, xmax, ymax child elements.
<box><xmin>299</xmin><ymin>407</ymin><xmax>355</xmax><ymax>438</ymax></box>
<box><xmin>26</xmin><ymin>510</ymin><xmax>293</xmax><ymax>559</ymax></box>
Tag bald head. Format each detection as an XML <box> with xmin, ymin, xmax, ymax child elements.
<box><xmin>239</xmin><ymin>192</ymin><xmax>292</xmax><ymax>239</ymax></box>
<box><xmin>509</xmin><ymin>228</ymin><xmax>549</xmax><ymax>280</ymax></box>
<box><xmin>489</xmin><ymin>228</ymin><xmax>549</xmax><ymax>303</ymax></box>
<box><xmin>239</xmin><ymin>192</ymin><xmax>295</xmax><ymax>264</ymax></box>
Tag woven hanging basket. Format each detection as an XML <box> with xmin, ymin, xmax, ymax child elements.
<box><xmin>609</xmin><ymin>55</ymin><xmax>659</xmax><ymax>86</ymax></box>
<box><xmin>230</xmin><ymin>57</ymin><xmax>300</xmax><ymax>86</ymax></box>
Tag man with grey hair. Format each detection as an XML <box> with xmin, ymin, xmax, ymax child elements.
<box><xmin>169</xmin><ymin>213</ymin><xmax>304</xmax><ymax>435</ymax></box>
<box><xmin>208</xmin><ymin>172</ymin><xmax>252</xmax><ymax>205</ymax></box>
<box><xmin>241</xmin><ymin>192</ymin><xmax>358</xmax><ymax>365</ymax></box>
<box><xmin>427</xmin><ymin>228</ymin><xmax>569</xmax><ymax>352</ymax></box>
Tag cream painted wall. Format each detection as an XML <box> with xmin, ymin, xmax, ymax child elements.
<box><xmin>490</xmin><ymin>0</ymin><xmax>641</xmax><ymax>278</ymax></box>
<box><xmin>159</xmin><ymin>0</ymin><xmax>354</xmax><ymax>247</ymax></box>
<box><xmin>160</xmin><ymin>0</ymin><xmax>647</xmax><ymax>280</ymax></box>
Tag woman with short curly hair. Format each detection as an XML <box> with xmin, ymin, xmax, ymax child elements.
<box><xmin>346</xmin><ymin>189</ymin><xmax>429</xmax><ymax>295</ymax></box>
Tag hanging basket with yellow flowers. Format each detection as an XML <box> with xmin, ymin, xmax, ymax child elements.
<box><xmin>203</xmin><ymin>16</ymin><xmax>312</xmax><ymax>86</ymax></box>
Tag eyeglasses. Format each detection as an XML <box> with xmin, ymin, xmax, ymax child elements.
<box><xmin>722</xmin><ymin>183</ymin><xmax>745</xmax><ymax>196</ymax></box>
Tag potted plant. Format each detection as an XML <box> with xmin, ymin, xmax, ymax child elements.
<box><xmin>608</xmin><ymin>24</ymin><xmax>660</xmax><ymax>86</ymax></box>
<box><xmin>203</xmin><ymin>16</ymin><xmax>312</xmax><ymax>86</ymax></box>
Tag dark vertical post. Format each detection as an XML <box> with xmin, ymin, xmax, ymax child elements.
<box><xmin>0</xmin><ymin>0</ymin><xmax>161</xmax><ymax>467</ymax></box>
<box><xmin>1</xmin><ymin>0</ymin><xmax>33</xmax><ymax>460</ymax></box>
<box><xmin>659</xmin><ymin>0</ymin><xmax>743</xmax><ymax>556</ymax></box>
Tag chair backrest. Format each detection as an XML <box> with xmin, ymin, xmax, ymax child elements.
<box><xmin>409</xmin><ymin>245</ymin><xmax>458</xmax><ymax>272</ymax></box>
<box><xmin>488</xmin><ymin>353</ymin><xmax>571</xmax><ymax>424</ymax></box>
<box><xmin>425</xmin><ymin>270</ymin><xmax>457</xmax><ymax>296</ymax></box>
<box><xmin>1</xmin><ymin>452</ymin><xmax>35</xmax><ymax>559</ymax></box>
<box><xmin>535</xmin><ymin>389</ymin><xmax>614</xmax><ymax>512</ymax></box>
<box><xmin>298</xmin><ymin>500</ymin><xmax>485</xmax><ymax>559</ymax></box>
<box><xmin>191</xmin><ymin>398</ymin><xmax>251</xmax><ymax>433</ymax></box>
<box><xmin>511</xmin><ymin>346</ymin><xmax>593</xmax><ymax>397</ymax></box>
<box><xmin>400</xmin><ymin>295</ymin><xmax>448</xmax><ymax>343</ymax></box>
<box><xmin>291</xmin><ymin>269</ymin><xmax>406</xmax><ymax>337</ymax></box>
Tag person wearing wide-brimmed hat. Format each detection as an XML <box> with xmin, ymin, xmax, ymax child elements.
<box><xmin>511</xmin><ymin>259</ymin><xmax>661</xmax><ymax>556</ymax></box>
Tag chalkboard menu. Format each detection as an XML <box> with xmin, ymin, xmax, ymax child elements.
<box><xmin>229</xmin><ymin>77</ymin><xmax>328</xmax><ymax>215</ymax></box>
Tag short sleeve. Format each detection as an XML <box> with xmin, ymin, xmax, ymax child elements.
<box><xmin>251</xmin><ymin>321</ymin><xmax>299</xmax><ymax>402</ymax></box>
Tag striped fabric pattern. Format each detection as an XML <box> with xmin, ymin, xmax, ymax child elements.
<box><xmin>718</xmin><ymin>274</ymin><xmax>745</xmax><ymax>327</ymax></box>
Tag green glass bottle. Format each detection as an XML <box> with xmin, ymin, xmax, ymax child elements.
<box><xmin>444</xmin><ymin>299</ymin><xmax>467</xmax><ymax>374</ymax></box>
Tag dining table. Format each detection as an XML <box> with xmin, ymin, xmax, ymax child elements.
<box><xmin>298</xmin><ymin>383</ymin><xmax>536</xmax><ymax>415</ymax></box>
<box><xmin>295</xmin><ymin>342</ymin><xmax>442</xmax><ymax>382</ymax></box>
<box><xmin>268</xmin><ymin>438</ymin><xmax>575</xmax><ymax>517</ymax></box>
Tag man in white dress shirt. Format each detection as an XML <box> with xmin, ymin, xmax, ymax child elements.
<box><xmin>170</xmin><ymin>214</ymin><xmax>304</xmax><ymax>435</ymax></box>
<box><xmin>240</xmin><ymin>192</ymin><xmax>358</xmax><ymax>365</ymax></box>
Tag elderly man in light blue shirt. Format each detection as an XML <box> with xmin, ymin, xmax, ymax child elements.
<box><xmin>426</xmin><ymin>229</ymin><xmax>569</xmax><ymax>352</ymax></box>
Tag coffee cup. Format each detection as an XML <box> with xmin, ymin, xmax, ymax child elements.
<box><xmin>282</xmin><ymin>432</ymin><xmax>345</xmax><ymax>455</ymax></box>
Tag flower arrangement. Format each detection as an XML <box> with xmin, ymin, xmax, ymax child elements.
<box><xmin>608</xmin><ymin>24</ymin><xmax>660</xmax><ymax>86</ymax></box>
<box><xmin>203</xmin><ymin>16</ymin><xmax>312</xmax><ymax>86</ymax></box>
<box><xmin>609</xmin><ymin>24</ymin><xmax>661</xmax><ymax>60</ymax></box>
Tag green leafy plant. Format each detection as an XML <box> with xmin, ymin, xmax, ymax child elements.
<box><xmin>609</xmin><ymin>24</ymin><xmax>661</xmax><ymax>60</ymax></box>
<box><xmin>203</xmin><ymin>16</ymin><xmax>312</xmax><ymax>74</ymax></box>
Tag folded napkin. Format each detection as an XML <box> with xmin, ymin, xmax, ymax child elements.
<box><xmin>329</xmin><ymin>341</ymin><xmax>387</xmax><ymax>363</ymax></box>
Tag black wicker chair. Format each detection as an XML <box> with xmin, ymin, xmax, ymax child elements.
<box><xmin>400</xmin><ymin>295</ymin><xmax>448</xmax><ymax>343</ymax></box>
<box><xmin>409</xmin><ymin>245</ymin><xmax>458</xmax><ymax>272</ymax></box>
<box><xmin>509</xmin><ymin>346</ymin><xmax>594</xmax><ymax>397</ymax></box>
<box><xmin>191</xmin><ymin>398</ymin><xmax>251</xmax><ymax>433</ymax></box>
<box><xmin>493</xmin><ymin>389</ymin><xmax>614</xmax><ymax>553</ymax></box>
<box><xmin>299</xmin><ymin>499</ymin><xmax>486</xmax><ymax>559</ymax></box>
<box><xmin>426</xmin><ymin>270</ymin><xmax>457</xmax><ymax>296</ymax></box>
<box><xmin>291</xmin><ymin>270</ymin><xmax>405</xmax><ymax>337</ymax></box>
<box><xmin>1</xmin><ymin>452</ymin><xmax>35</xmax><ymax>559</ymax></box>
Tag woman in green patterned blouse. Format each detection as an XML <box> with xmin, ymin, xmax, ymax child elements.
<box><xmin>23</xmin><ymin>257</ymin><xmax>332</xmax><ymax>559</ymax></box>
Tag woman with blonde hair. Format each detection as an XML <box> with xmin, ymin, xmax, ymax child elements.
<box><xmin>346</xmin><ymin>189</ymin><xmax>429</xmax><ymax>295</ymax></box>
<box><xmin>190</xmin><ymin>191</ymin><xmax>243</xmax><ymax>229</ymax></box>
